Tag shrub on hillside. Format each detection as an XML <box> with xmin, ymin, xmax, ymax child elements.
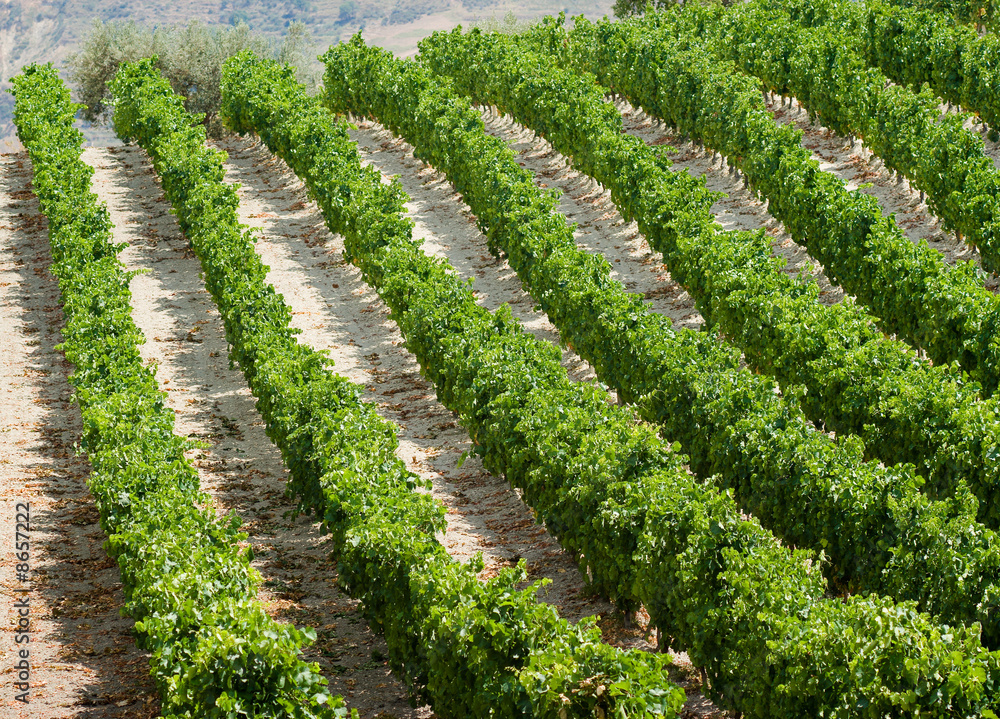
<box><xmin>612</xmin><ymin>0</ymin><xmax>740</xmax><ymax>18</ymax></box>
<box><xmin>471</xmin><ymin>11</ymin><xmax>539</xmax><ymax>34</ymax></box>
<box><xmin>67</xmin><ymin>19</ymin><xmax>314</xmax><ymax>136</ymax></box>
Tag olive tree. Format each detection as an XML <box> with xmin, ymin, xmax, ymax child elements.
<box><xmin>67</xmin><ymin>19</ymin><xmax>315</xmax><ymax>136</ymax></box>
<box><xmin>612</xmin><ymin>0</ymin><xmax>741</xmax><ymax>18</ymax></box>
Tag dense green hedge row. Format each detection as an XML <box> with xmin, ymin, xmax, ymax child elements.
<box><xmin>777</xmin><ymin>0</ymin><xmax>1000</xmax><ymax>135</ymax></box>
<box><xmin>696</xmin><ymin>0</ymin><xmax>1000</xmax><ymax>278</ymax></box>
<box><xmin>110</xmin><ymin>54</ymin><xmax>683</xmax><ymax>719</ymax></box>
<box><xmin>320</xmin><ymin>22</ymin><xmax>1000</xmax><ymax>650</ymax></box>
<box><xmin>525</xmin><ymin>13</ymin><xmax>1000</xmax><ymax>406</ymax></box>
<box><xmin>320</xmin><ymin>36</ymin><xmax>1000</xmax><ymax>718</ymax></box>
<box><xmin>11</xmin><ymin>63</ymin><xmax>347</xmax><ymax>719</ymax></box>
<box><xmin>415</xmin><ymin>27</ymin><xmax>1000</xmax><ymax>534</ymax></box>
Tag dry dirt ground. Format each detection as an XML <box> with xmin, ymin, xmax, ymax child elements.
<box><xmin>765</xmin><ymin>93</ymin><xmax>999</xmax><ymax>291</ymax></box>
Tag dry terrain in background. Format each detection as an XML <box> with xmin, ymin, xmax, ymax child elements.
<box><xmin>0</xmin><ymin>0</ymin><xmax>614</xmax><ymax>150</ymax></box>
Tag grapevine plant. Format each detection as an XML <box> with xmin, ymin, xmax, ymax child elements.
<box><xmin>704</xmin><ymin>0</ymin><xmax>1000</xmax><ymax>276</ymax></box>
<box><xmin>416</xmin><ymin>26</ymin><xmax>1000</xmax><ymax>538</ymax></box>
<box><xmin>768</xmin><ymin>0</ymin><xmax>1000</xmax><ymax>136</ymax></box>
<box><xmin>522</xmin><ymin>10</ymin><xmax>1000</xmax><ymax>407</ymax></box>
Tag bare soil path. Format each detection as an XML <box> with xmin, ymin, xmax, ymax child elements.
<box><xmin>479</xmin><ymin>107</ymin><xmax>711</xmax><ymax>326</ymax></box>
<box><xmin>0</xmin><ymin>152</ymin><xmax>159</xmax><ymax>719</ymax></box>
<box><xmin>766</xmin><ymin>94</ymin><xmax>997</xmax><ymax>290</ymax></box>
<box><xmin>615</xmin><ymin>100</ymin><xmax>846</xmax><ymax>306</ymax></box>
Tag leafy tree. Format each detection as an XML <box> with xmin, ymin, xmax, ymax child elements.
<box><xmin>338</xmin><ymin>0</ymin><xmax>357</xmax><ymax>24</ymax></box>
<box><xmin>66</xmin><ymin>19</ymin><xmax>314</xmax><ymax>136</ymax></box>
<box><xmin>612</xmin><ymin>0</ymin><xmax>740</xmax><ymax>18</ymax></box>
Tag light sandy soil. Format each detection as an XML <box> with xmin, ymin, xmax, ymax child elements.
<box><xmin>612</xmin><ymin>100</ymin><xmax>846</xmax><ymax>306</ymax></box>
<box><xmin>210</xmin><ymin>128</ymin><xmax>728</xmax><ymax>716</ymax></box>
<box><xmin>477</xmin><ymin>108</ymin><xmax>707</xmax><ymax>329</ymax></box>
<box><xmin>767</xmin><ymin>94</ymin><xmax>1000</xmax><ymax>291</ymax></box>
<box><xmin>0</xmin><ymin>152</ymin><xmax>159</xmax><ymax>718</ymax></box>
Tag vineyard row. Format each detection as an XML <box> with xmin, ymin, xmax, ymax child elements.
<box><xmin>15</xmin><ymin>14</ymin><xmax>1000</xmax><ymax>717</ymax></box>
<box><xmin>418</xmin><ymin>25</ymin><xmax>1000</xmax><ymax>541</ymax></box>
<box><xmin>318</xmin><ymin>36</ymin><xmax>1000</xmax><ymax>718</ymax></box>
<box><xmin>532</xmin><ymin>10</ymin><xmax>1000</xmax><ymax>408</ymax></box>
<box><xmin>784</xmin><ymin>0</ymin><xmax>1000</xmax><ymax>138</ymax></box>
<box><xmin>714</xmin><ymin>0</ymin><xmax>1000</xmax><ymax>277</ymax></box>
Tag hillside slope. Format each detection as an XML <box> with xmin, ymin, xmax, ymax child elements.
<box><xmin>0</xmin><ymin>0</ymin><xmax>613</xmax><ymax>148</ymax></box>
